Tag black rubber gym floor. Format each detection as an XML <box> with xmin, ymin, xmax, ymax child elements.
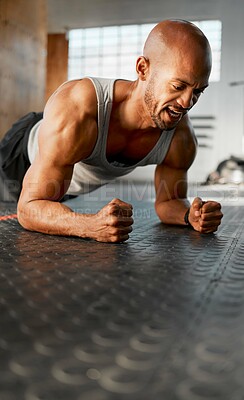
<box><xmin>1</xmin><ymin>182</ymin><xmax>244</xmax><ymax>400</ymax></box>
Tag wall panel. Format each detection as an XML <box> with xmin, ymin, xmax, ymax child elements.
<box><xmin>0</xmin><ymin>0</ymin><xmax>47</xmax><ymax>138</ymax></box>
<box><xmin>46</xmin><ymin>34</ymin><xmax>68</xmax><ymax>101</ymax></box>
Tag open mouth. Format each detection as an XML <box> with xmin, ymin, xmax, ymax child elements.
<box><xmin>167</xmin><ymin>107</ymin><xmax>183</xmax><ymax>120</ymax></box>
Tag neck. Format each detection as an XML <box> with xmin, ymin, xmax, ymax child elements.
<box><xmin>113</xmin><ymin>79</ymin><xmax>156</xmax><ymax>132</ymax></box>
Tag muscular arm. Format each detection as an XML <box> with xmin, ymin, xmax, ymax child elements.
<box><xmin>17</xmin><ymin>80</ymin><xmax>133</xmax><ymax>242</ymax></box>
<box><xmin>154</xmin><ymin>114</ymin><xmax>223</xmax><ymax>233</ymax></box>
<box><xmin>155</xmin><ymin>163</ymin><xmax>191</xmax><ymax>225</ymax></box>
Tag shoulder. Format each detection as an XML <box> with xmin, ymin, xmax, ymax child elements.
<box><xmin>44</xmin><ymin>78</ymin><xmax>98</xmax><ymax>121</ymax></box>
<box><xmin>163</xmin><ymin>114</ymin><xmax>197</xmax><ymax>170</ymax></box>
<box><xmin>38</xmin><ymin>79</ymin><xmax>99</xmax><ymax>164</ymax></box>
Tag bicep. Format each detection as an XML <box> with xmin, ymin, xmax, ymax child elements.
<box><xmin>154</xmin><ymin>164</ymin><xmax>188</xmax><ymax>205</ymax></box>
<box><xmin>19</xmin><ymin>79</ymin><xmax>98</xmax><ymax>204</ymax></box>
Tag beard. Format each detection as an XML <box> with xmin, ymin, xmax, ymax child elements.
<box><xmin>144</xmin><ymin>75</ymin><xmax>167</xmax><ymax>130</ymax></box>
<box><xmin>144</xmin><ymin>75</ymin><xmax>182</xmax><ymax>131</ymax></box>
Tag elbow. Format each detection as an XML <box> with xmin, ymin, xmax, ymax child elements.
<box><xmin>155</xmin><ymin>200</ymin><xmax>174</xmax><ymax>225</ymax></box>
<box><xmin>17</xmin><ymin>200</ymin><xmax>34</xmax><ymax>231</ymax></box>
<box><xmin>155</xmin><ymin>201</ymin><xmax>167</xmax><ymax>223</ymax></box>
<box><xmin>17</xmin><ymin>203</ymin><xmax>28</xmax><ymax>230</ymax></box>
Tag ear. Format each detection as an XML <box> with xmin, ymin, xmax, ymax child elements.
<box><xmin>136</xmin><ymin>56</ymin><xmax>150</xmax><ymax>80</ymax></box>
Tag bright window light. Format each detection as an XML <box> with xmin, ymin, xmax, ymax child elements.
<box><xmin>68</xmin><ymin>20</ymin><xmax>222</xmax><ymax>82</ymax></box>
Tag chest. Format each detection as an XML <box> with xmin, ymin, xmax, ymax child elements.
<box><xmin>106</xmin><ymin>128</ymin><xmax>162</xmax><ymax>164</ymax></box>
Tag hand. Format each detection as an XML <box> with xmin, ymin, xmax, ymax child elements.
<box><xmin>90</xmin><ymin>198</ymin><xmax>133</xmax><ymax>243</ymax></box>
<box><xmin>189</xmin><ymin>197</ymin><xmax>223</xmax><ymax>233</ymax></box>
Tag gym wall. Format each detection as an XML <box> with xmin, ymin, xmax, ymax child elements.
<box><xmin>0</xmin><ymin>0</ymin><xmax>47</xmax><ymax>138</ymax></box>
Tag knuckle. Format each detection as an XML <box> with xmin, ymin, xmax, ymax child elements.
<box><xmin>110</xmin><ymin>198</ymin><xmax>120</xmax><ymax>204</ymax></box>
<box><xmin>215</xmin><ymin>203</ymin><xmax>222</xmax><ymax>211</ymax></box>
<box><xmin>108</xmin><ymin>204</ymin><xmax>117</xmax><ymax>214</ymax></box>
<box><xmin>110</xmin><ymin>216</ymin><xmax>118</xmax><ymax>226</ymax></box>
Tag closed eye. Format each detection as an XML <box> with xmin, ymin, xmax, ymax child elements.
<box><xmin>173</xmin><ymin>85</ymin><xmax>185</xmax><ymax>91</ymax></box>
<box><xmin>194</xmin><ymin>88</ymin><xmax>205</xmax><ymax>95</ymax></box>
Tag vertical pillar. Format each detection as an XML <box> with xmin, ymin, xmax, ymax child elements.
<box><xmin>45</xmin><ymin>34</ymin><xmax>68</xmax><ymax>102</ymax></box>
<box><xmin>0</xmin><ymin>0</ymin><xmax>47</xmax><ymax>138</ymax></box>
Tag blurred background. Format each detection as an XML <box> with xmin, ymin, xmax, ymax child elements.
<box><xmin>0</xmin><ymin>0</ymin><xmax>243</xmax><ymax>183</ymax></box>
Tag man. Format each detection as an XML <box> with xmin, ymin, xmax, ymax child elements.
<box><xmin>0</xmin><ymin>19</ymin><xmax>223</xmax><ymax>242</ymax></box>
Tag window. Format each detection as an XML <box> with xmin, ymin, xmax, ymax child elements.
<box><xmin>192</xmin><ymin>20</ymin><xmax>222</xmax><ymax>81</ymax></box>
<box><xmin>68</xmin><ymin>20</ymin><xmax>222</xmax><ymax>82</ymax></box>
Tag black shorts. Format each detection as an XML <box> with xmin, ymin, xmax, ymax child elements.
<box><xmin>0</xmin><ymin>112</ymin><xmax>43</xmax><ymax>202</ymax></box>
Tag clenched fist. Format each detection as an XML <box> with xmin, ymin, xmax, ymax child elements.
<box><xmin>89</xmin><ymin>198</ymin><xmax>133</xmax><ymax>243</ymax></box>
<box><xmin>188</xmin><ymin>197</ymin><xmax>223</xmax><ymax>233</ymax></box>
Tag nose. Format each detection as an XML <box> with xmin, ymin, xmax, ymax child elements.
<box><xmin>177</xmin><ymin>89</ymin><xmax>195</xmax><ymax>110</ymax></box>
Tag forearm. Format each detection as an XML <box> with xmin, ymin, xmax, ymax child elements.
<box><xmin>17</xmin><ymin>200</ymin><xmax>93</xmax><ymax>238</ymax></box>
<box><xmin>17</xmin><ymin>197</ymin><xmax>134</xmax><ymax>242</ymax></box>
<box><xmin>155</xmin><ymin>198</ymin><xmax>190</xmax><ymax>226</ymax></box>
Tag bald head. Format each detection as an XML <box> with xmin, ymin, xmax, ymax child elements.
<box><xmin>143</xmin><ymin>19</ymin><xmax>212</xmax><ymax>73</ymax></box>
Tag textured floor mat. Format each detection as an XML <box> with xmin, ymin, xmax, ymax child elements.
<box><xmin>0</xmin><ymin>193</ymin><xmax>244</xmax><ymax>400</ymax></box>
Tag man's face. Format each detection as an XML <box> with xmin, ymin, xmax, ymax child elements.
<box><xmin>144</xmin><ymin>50</ymin><xmax>210</xmax><ymax>131</ymax></box>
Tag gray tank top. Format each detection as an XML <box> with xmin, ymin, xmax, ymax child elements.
<box><xmin>28</xmin><ymin>77</ymin><xmax>175</xmax><ymax>195</ymax></box>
